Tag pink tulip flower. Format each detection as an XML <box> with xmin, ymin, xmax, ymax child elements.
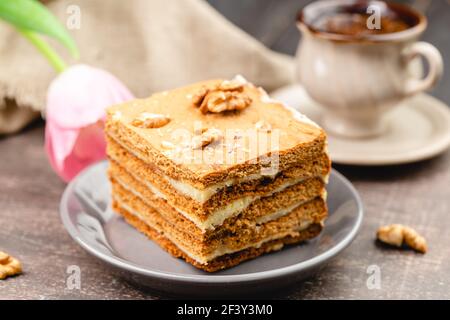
<box><xmin>45</xmin><ymin>64</ymin><xmax>134</xmax><ymax>182</ymax></box>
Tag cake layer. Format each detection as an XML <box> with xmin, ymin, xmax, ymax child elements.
<box><xmin>109</xmin><ymin>160</ymin><xmax>326</xmax><ymax>231</ymax></box>
<box><xmin>115</xmin><ymin>204</ymin><xmax>323</xmax><ymax>272</ymax></box>
<box><xmin>114</xmin><ymin>196</ymin><xmax>322</xmax><ymax>264</ymax></box>
<box><xmin>111</xmin><ymin>176</ymin><xmax>327</xmax><ymax>263</ymax></box>
<box><xmin>111</xmin><ymin>174</ymin><xmax>326</xmax><ymax>241</ymax></box>
<box><xmin>112</xmin><ymin>188</ymin><xmax>326</xmax><ymax>265</ymax></box>
<box><xmin>105</xmin><ymin>77</ymin><xmax>327</xmax><ymax>189</ymax></box>
<box><xmin>107</xmin><ymin>136</ymin><xmax>330</xmax><ymax>204</ymax></box>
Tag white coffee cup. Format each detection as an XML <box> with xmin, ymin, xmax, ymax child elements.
<box><xmin>296</xmin><ymin>0</ymin><xmax>443</xmax><ymax>138</ymax></box>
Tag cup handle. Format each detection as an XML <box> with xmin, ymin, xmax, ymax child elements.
<box><xmin>402</xmin><ymin>41</ymin><xmax>443</xmax><ymax>97</ymax></box>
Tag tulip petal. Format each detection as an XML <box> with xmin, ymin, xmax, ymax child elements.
<box><xmin>46</xmin><ymin>64</ymin><xmax>133</xmax><ymax>128</ymax></box>
<box><xmin>45</xmin><ymin>64</ymin><xmax>134</xmax><ymax>181</ymax></box>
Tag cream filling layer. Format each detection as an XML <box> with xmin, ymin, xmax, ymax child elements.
<box><xmin>116</xmin><ymin>199</ymin><xmax>313</xmax><ymax>265</ymax></box>
<box><xmin>115</xmin><ymin>171</ymin><xmax>314</xmax><ymax>232</ymax></box>
<box><xmin>108</xmin><ymin>134</ymin><xmax>327</xmax><ymax>203</ymax></box>
<box><xmin>166</xmin><ymin>173</ymin><xmax>275</xmax><ymax>203</ymax></box>
<box><xmin>256</xmin><ymin>201</ymin><xmax>308</xmax><ymax>225</ymax></box>
<box><xmin>168</xmin><ymin>171</ymin><xmax>330</xmax><ymax>204</ymax></box>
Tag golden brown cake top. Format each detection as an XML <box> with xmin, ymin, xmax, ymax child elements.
<box><xmin>106</xmin><ymin>76</ymin><xmax>326</xmax><ymax>179</ymax></box>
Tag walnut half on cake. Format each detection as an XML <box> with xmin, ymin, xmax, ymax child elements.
<box><xmin>105</xmin><ymin>76</ymin><xmax>330</xmax><ymax>272</ymax></box>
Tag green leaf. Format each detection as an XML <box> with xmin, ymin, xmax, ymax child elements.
<box><xmin>0</xmin><ymin>0</ymin><xmax>79</xmax><ymax>58</ymax></box>
<box><xmin>19</xmin><ymin>29</ymin><xmax>67</xmax><ymax>73</ymax></box>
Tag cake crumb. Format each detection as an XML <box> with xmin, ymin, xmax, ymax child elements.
<box><xmin>377</xmin><ymin>224</ymin><xmax>427</xmax><ymax>253</ymax></box>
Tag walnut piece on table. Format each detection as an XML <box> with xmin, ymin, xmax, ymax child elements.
<box><xmin>0</xmin><ymin>251</ymin><xmax>22</xmax><ymax>280</ymax></box>
<box><xmin>376</xmin><ymin>224</ymin><xmax>427</xmax><ymax>253</ymax></box>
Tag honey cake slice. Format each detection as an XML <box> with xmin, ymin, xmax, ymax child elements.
<box><xmin>105</xmin><ymin>76</ymin><xmax>330</xmax><ymax>271</ymax></box>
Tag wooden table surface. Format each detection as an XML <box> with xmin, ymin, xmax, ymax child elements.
<box><xmin>1</xmin><ymin>124</ymin><xmax>449</xmax><ymax>299</ymax></box>
<box><xmin>1</xmin><ymin>0</ymin><xmax>450</xmax><ymax>299</ymax></box>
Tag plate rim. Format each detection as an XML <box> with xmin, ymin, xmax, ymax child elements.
<box><xmin>271</xmin><ymin>85</ymin><xmax>450</xmax><ymax>166</ymax></box>
<box><xmin>60</xmin><ymin>161</ymin><xmax>364</xmax><ymax>284</ymax></box>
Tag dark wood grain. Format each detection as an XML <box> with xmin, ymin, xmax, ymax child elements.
<box><xmin>1</xmin><ymin>122</ymin><xmax>449</xmax><ymax>299</ymax></box>
<box><xmin>0</xmin><ymin>122</ymin><xmax>159</xmax><ymax>299</ymax></box>
<box><xmin>1</xmin><ymin>0</ymin><xmax>450</xmax><ymax>299</ymax></box>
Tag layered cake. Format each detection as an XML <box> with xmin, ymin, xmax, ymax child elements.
<box><xmin>105</xmin><ymin>76</ymin><xmax>330</xmax><ymax>272</ymax></box>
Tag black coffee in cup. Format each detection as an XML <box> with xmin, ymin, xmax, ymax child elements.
<box><xmin>301</xmin><ymin>1</ymin><xmax>421</xmax><ymax>37</ymax></box>
<box><xmin>296</xmin><ymin>0</ymin><xmax>442</xmax><ymax>138</ymax></box>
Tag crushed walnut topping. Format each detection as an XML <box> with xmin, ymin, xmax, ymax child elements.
<box><xmin>160</xmin><ymin>141</ymin><xmax>176</xmax><ymax>150</ymax></box>
<box><xmin>193</xmin><ymin>126</ymin><xmax>208</xmax><ymax>135</ymax></box>
<box><xmin>255</xmin><ymin>120</ymin><xmax>272</xmax><ymax>132</ymax></box>
<box><xmin>131</xmin><ymin>112</ymin><xmax>171</xmax><ymax>129</ymax></box>
<box><xmin>200</xmin><ymin>91</ymin><xmax>251</xmax><ymax>114</ymax></box>
<box><xmin>192</xmin><ymin>79</ymin><xmax>252</xmax><ymax>114</ymax></box>
<box><xmin>191</xmin><ymin>128</ymin><xmax>223</xmax><ymax>149</ymax></box>
<box><xmin>0</xmin><ymin>251</ymin><xmax>22</xmax><ymax>280</ymax></box>
<box><xmin>192</xmin><ymin>87</ymin><xmax>210</xmax><ymax>106</ymax></box>
<box><xmin>218</xmin><ymin>79</ymin><xmax>245</xmax><ymax>92</ymax></box>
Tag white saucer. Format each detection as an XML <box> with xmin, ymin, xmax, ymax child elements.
<box><xmin>271</xmin><ymin>84</ymin><xmax>450</xmax><ymax>165</ymax></box>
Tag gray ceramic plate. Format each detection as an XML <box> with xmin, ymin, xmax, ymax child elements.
<box><xmin>60</xmin><ymin>161</ymin><xmax>363</xmax><ymax>297</ymax></box>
